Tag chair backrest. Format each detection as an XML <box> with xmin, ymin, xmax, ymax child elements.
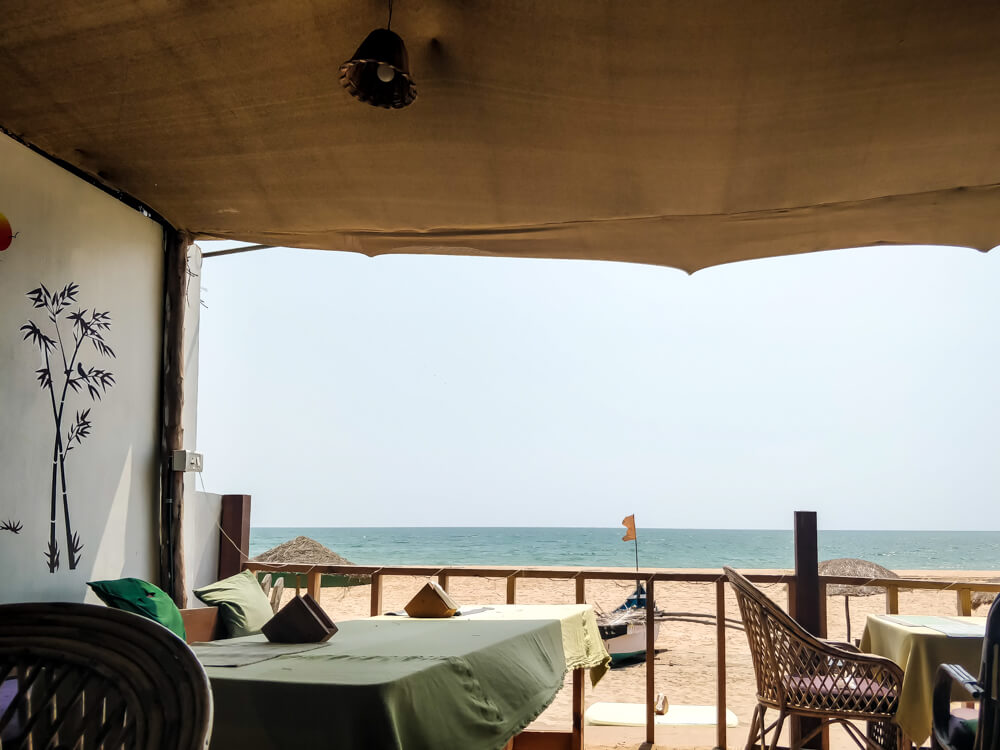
<box><xmin>0</xmin><ymin>602</ymin><xmax>212</xmax><ymax>749</ymax></box>
<box><xmin>180</xmin><ymin>606</ymin><xmax>226</xmax><ymax>643</ymax></box>
<box><xmin>724</xmin><ymin>566</ymin><xmax>900</xmax><ymax>717</ymax></box>
<box><xmin>976</xmin><ymin>596</ymin><xmax>1000</xmax><ymax>750</ymax></box>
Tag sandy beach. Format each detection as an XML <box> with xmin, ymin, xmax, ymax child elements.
<box><xmin>281</xmin><ymin>569</ymin><xmax>998</xmax><ymax>749</ymax></box>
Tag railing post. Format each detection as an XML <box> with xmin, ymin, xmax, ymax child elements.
<box><xmin>818</xmin><ymin>580</ymin><xmax>828</xmax><ymax>638</ymax></box>
<box><xmin>716</xmin><ymin>577</ymin><xmax>727</xmax><ymax>750</ymax></box>
<box><xmin>307</xmin><ymin>570</ymin><xmax>322</xmax><ymax>601</ymax></box>
<box><xmin>218</xmin><ymin>494</ymin><xmax>251</xmax><ymax>580</ymax></box>
<box><xmin>438</xmin><ymin>572</ymin><xmax>449</xmax><ymax>593</ymax></box>
<box><xmin>573</xmin><ymin>574</ymin><xmax>589</xmax><ymax>750</ymax></box>
<box><xmin>791</xmin><ymin>511</ymin><xmax>826</xmax><ymax>750</ymax></box>
<box><xmin>506</xmin><ymin>574</ymin><xmax>518</xmax><ymax>604</ymax></box>
<box><xmin>886</xmin><ymin>585</ymin><xmax>899</xmax><ymax>614</ymax></box>
<box><xmin>957</xmin><ymin>589</ymin><xmax>972</xmax><ymax>616</ymax></box>
<box><xmin>370</xmin><ymin>572</ymin><xmax>383</xmax><ymax>616</ymax></box>
<box><xmin>646</xmin><ymin>577</ymin><xmax>656</xmax><ymax>746</ymax></box>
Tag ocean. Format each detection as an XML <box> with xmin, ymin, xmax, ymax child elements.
<box><xmin>248</xmin><ymin>528</ymin><xmax>1000</xmax><ymax>571</ymax></box>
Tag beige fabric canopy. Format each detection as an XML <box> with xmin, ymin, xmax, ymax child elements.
<box><xmin>2</xmin><ymin>1</ymin><xmax>999</xmax><ymax>271</ymax></box>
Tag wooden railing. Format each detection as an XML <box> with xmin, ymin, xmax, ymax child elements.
<box><xmin>243</xmin><ymin>561</ymin><xmax>1000</xmax><ymax>748</ymax></box>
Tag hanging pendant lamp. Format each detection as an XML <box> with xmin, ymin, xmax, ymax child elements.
<box><xmin>340</xmin><ymin>0</ymin><xmax>417</xmax><ymax>109</ymax></box>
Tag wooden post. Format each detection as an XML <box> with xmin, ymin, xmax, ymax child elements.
<box><xmin>159</xmin><ymin>229</ymin><xmax>191</xmax><ymax>606</ymax></box>
<box><xmin>370</xmin><ymin>573</ymin><xmax>383</xmax><ymax>616</ymax></box>
<box><xmin>438</xmin><ymin>572</ymin><xmax>449</xmax><ymax>593</ymax></box>
<box><xmin>573</xmin><ymin>576</ymin><xmax>586</xmax><ymax>750</ymax></box>
<box><xmin>957</xmin><ymin>589</ymin><xmax>973</xmax><ymax>616</ymax></box>
<box><xmin>307</xmin><ymin>571</ymin><xmax>322</xmax><ymax>601</ymax></box>
<box><xmin>791</xmin><ymin>511</ymin><xmax>826</xmax><ymax>750</ymax></box>
<box><xmin>818</xmin><ymin>580</ymin><xmax>828</xmax><ymax>638</ymax></box>
<box><xmin>646</xmin><ymin>577</ymin><xmax>656</xmax><ymax>745</ymax></box>
<box><xmin>716</xmin><ymin>578</ymin><xmax>727</xmax><ymax>750</ymax></box>
<box><xmin>886</xmin><ymin>585</ymin><xmax>899</xmax><ymax>614</ymax></box>
<box><xmin>507</xmin><ymin>574</ymin><xmax>518</xmax><ymax>604</ymax></box>
<box><xmin>218</xmin><ymin>494</ymin><xmax>251</xmax><ymax>579</ymax></box>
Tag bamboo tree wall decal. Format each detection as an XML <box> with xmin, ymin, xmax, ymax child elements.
<box><xmin>21</xmin><ymin>283</ymin><xmax>115</xmax><ymax>572</ymax></box>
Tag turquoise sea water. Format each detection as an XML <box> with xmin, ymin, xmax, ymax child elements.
<box><xmin>249</xmin><ymin>528</ymin><xmax>1000</xmax><ymax>570</ymax></box>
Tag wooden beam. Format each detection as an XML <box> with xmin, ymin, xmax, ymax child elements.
<box><xmin>370</xmin><ymin>572</ymin><xmax>383</xmax><ymax>616</ymax></box>
<box><xmin>957</xmin><ymin>589</ymin><xmax>973</xmax><ymax>616</ymax></box>
<box><xmin>158</xmin><ymin>229</ymin><xmax>190</xmax><ymax>606</ymax></box>
<box><xmin>885</xmin><ymin>585</ymin><xmax>900</xmax><ymax>614</ymax></box>
<box><xmin>791</xmin><ymin>511</ymin><xmax>825</xmax><ymax>750</ymax></box>
<box><xmin>512</xmin><ymin>730</ymin><xmax>573</xmax><ymax>750</ymax></box>
<box><xmin>218</xmin><ymin>494</ymin><xmax>251</xmax><ymax>579</ymax></box>
<box><xmin>507</xmin><ymin>574</ymin><xmax>518</xmax><ymax>604</ymax></box>
<box><xmin>307</xmin><ymin>571</ymin><xmax>322</xmax><ymax>601</ymax></box>
<box><xmin>646</xmin><ymin>578</ymin><xmax>655</xmax><ymax>745</ymax></box>
<box><xmin>716</xmin><ymin>578</ymin><xmax>727</xmax><ymax>750</ymax></box>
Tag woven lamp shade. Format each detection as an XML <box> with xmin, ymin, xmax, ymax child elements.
<box><xmin>339</xmin><ymin>28</ymin><xmax>417</xmax><ymax>109</ymax></box>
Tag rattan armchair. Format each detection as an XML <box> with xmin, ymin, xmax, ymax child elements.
<box><xmin>932</xmin><ymin>595</ymin><xmax>1000</xmax><ymax>750</ymax></box>
<box><xmin>0</xmin><ymin>602</ymin><xmax>212</xmax><ymax>749</ymax></box>
<box><xmin>725</xmin><ymin>567</ymin><xmax>905</xmax><ymax>750</ymax></box>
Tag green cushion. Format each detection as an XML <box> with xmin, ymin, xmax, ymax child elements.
<box><xmin>193</xmin><ymin>569</ymin><xmax>273</xmax><ymax>637</ymax></box>
<box><xmin>87</xmin><ymin>577</ymin><xmax>186</xmax><ymax>639</ymax></box>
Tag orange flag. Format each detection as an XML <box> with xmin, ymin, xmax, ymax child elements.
<box><xmin>621</xmin><ymin>514</ymin><xmax>636</xmax><ymax>542</ymax></box>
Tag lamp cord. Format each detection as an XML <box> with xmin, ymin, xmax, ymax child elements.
<box><xmin>387</xmin><ymin>0</ymin><xmax>393</xmax><ymax>30</ymax></box>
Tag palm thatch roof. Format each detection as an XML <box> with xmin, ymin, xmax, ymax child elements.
<box><xmin>253</xmin><ymin>536</ymin><xmax>369</xmax><ymax>582</ymax></box>
<box><xmin>819</xmin><ymin>558</ymin><xmax>900</xmax><ymax>597</ymax></box>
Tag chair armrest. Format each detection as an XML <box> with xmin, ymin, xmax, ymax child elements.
<box><xmin>824</xmin><ymin>640</ymin><xmax>861</xmax><ymax>653</ymax></box>
<box><xmin>932</xmin><ymin>662</ymin><xmax>983</xmax><ymax>749</ymax></box>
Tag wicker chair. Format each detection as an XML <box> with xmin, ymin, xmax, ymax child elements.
<box><xmin>725</xmin><ymin>567</ymin><xmax>905</xmax><ymax>750</ymax></box>
<box><xmin>0</xmin><ymin>602</ymin><xmax>212</xmax><ymax>749</ymax></box>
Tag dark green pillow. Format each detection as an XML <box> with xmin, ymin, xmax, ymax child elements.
<box><xmin>193</xmin><ymin>569</ymin><xmax>274</xmax><ymax>637</ymax></box>
<box><xmin>87</xmin><ymin>577</ymin><xmax>186</xmax><ymax>639</ymax></box>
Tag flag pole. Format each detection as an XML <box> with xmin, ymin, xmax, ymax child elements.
<box><xmin>634</xmin><ymin>530</ymin><xmax>640</xmax><ymax>601</ymax></box>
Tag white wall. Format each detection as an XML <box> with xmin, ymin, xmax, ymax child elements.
<box><xmin>185</xmin><ymin>491</ymin><xmax>222</xmax><ymax>596</ymax></box>
<box><xmin>179</xmin><ymin>244</ymin><xmax>222</xmax><ymax>598</ymax></box>
<box><xmin>0</xmin><ymin>134</ymin><xmax>166</xmax><ymax>602</ymax></box>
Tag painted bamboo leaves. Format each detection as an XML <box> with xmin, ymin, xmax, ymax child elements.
<box><xmin>21</xmin><ymin>282</ymin><xmax>115</xmax><ymax>572</ymax></box>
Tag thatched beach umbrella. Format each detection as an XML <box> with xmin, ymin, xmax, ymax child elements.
<box><xmin>819</xmin><ymin>558</ymin><xmax>900</xmax><ymax>642</ymax></box>
<box><xmin>253</xmin><ymin>536</ymin><xmax>369</xmax><ymax>587</ymax></box>
<box><xmin>972</xmin><ymin>577</ymin><xmax>1000</xmax><ymax>610</ymax></box>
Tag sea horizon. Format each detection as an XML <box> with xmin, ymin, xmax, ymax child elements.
<box><xmin>248</xmin><ymin>527</ymin><xmax>1000</xmax><ymax>571</ymax></box>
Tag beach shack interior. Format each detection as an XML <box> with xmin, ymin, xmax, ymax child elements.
<box><xmin>1</xmin><ymin>2</ymin><xmax>999</xmax><ymax>749</ymax></box>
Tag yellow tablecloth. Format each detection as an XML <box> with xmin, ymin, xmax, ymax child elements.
<box><xmin>860</xmin><ymin>614</ymin><xmax>985</xmax><ymax>745</ymax></box>
<box><xmin>376</xmin><ymin>603</ymin><xmax>611</xmax><ymax>686</ymax></box>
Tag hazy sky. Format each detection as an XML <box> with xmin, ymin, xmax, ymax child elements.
<box><xmin>196</xmin><ymin>242</ymin><xmax>1000</xmax><ymax>530</ymax></box>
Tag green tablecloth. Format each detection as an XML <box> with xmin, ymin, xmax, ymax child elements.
<box><xmin>198</xmin><ymin>618</ymin><xmax>566</xmax><ymax>750</ymax></box>
<box><xmin>860</xmin><ymin>614</ymin><xmax>985</xmax><ymax>745</ymax></box>
<box><xmin>378</xmin><ymin>604</ymin><xmax>611</xmax><ymax>686</ymax></box>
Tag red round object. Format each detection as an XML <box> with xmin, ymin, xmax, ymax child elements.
<box><xmin>0</xmin><ymin>212</ymin><xmax>12</xmax><ymax>251</ymax></box>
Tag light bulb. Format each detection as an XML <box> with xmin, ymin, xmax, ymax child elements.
<box><xmin>376</xmin><ymin>63</ymin><xmax>396</xmax><ymax>83</ymax></box>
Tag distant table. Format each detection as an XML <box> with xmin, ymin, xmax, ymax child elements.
<box><xmin>377</xmin><ymin>603</ymin><xmax>611</xmax><ymax>685</ymax></box>
<box><xmin>196</xmin><ymin>617</ymin><xmax>566</xmax><ymax>750</ymax></box>
<box><xmin>860</xmin><ymin>614</ymin><xmax>986</xmax><ymax>745</ymax></box>
<box><xmin>375</xmin><ymin>603</ymin><xmax>611</xmax><ymax>749</ymax></box>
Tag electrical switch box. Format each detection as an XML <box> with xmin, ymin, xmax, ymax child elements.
<box><xmin>171</xmin><ymin>450</ymin><xmax>204</xmax><ymax>472</ymax></box>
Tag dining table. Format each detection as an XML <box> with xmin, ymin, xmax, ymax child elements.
<box><xmin>859</xmin><ymin>614</ymin><xmax>986</xmax><ymax>746</ymax></box>
<box><xmin>194</xmin><ymin>603</ymin><xmax>609</xmax><ymax>750</ymax></box>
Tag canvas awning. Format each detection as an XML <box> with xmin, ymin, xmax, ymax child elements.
<box><xmin>2</xmin><ymin>1</ymin><xmax>998</xmax><ymax>272</ymax></box>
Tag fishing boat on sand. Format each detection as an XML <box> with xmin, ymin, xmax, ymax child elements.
<box><xmin>597</xmin><ymin>582</ymin><xmax>665</xmax><ymax>663</ymax></box>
